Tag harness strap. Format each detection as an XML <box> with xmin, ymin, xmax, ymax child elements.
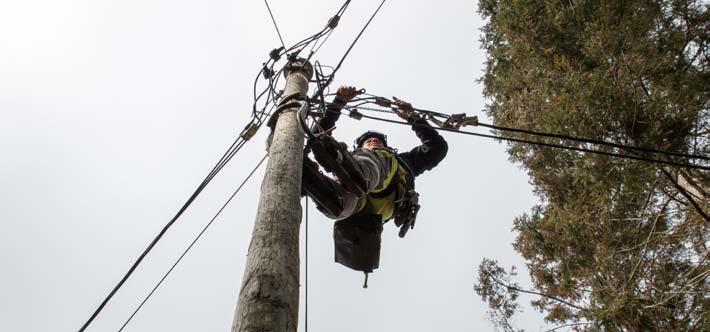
<box><xmin>369</xmin><ymin>175</ymin><xmax>397</xmax><ymax>198</ymax></box>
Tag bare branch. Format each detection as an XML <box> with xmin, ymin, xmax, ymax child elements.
<box><xmin>483</xmin><ymin>267</ymin><xmax>587</xmax><ymax>311</ymax></box>
<box><xmin>624</xmin><ymin>198</ymin><xmax>672</xmax><ymax>289</ymax></box>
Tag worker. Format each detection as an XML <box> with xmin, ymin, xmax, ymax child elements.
<box><xmin>301</xmin><ymin>86</ymin><xmax>448</xmax><ymax>282</ymax></box>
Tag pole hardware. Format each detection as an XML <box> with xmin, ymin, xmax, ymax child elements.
<box><xmin>425</xmin><ymin>113</ymin><xmax>478</xmax><ymax>130</ymax></box>
<box><xmin>348</xmin><ymin>109</ymin><xmax>363</xmax><ymax>120</ymax></box>
<box><xmin>327</xmin><ymin>15</ymin><xmax>340</xmax><ymax>29</ymax></box>
<box><xmin>240</xmin><ymin>120</ymin><xmax>260</xmax><ymax>141</ymax></box>
<box><xmin>441</xmin><ymin>113</ymin><xmax>478</xmax><ymax>129</ymax></box>
<box><xmin>266</xmin><ymin>100</ymin><xmax>303</xmax><ymax>130</ymax></box>
<box><xmin>283</xmin><ymin>58</ymin><xmax>314</xmax><ymax>80</ymax></box>
<box><xmin>269</xmin><ymin>47</ymin><xmax>284</xmax><ymax>61</ymax></box>
<box><xmin>374</xmin><ymin>97</ymin><xmax>391</xmax><ymax>107</ymax></box>
<box><xmin>262</xmin><ymin>63</ymin><xmax>274</xmax><ymax>79</ymax></box>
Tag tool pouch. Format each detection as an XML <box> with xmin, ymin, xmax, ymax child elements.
<box><xmin>333</xmin><ymin>214</ymin><xmax>383</xmax><ymax>273</ymax></box>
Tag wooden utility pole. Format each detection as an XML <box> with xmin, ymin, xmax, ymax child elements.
<box><xmin>232</xmin><ymin>59</ymin><xmax>313</xmax><ymax>332</ymax></box>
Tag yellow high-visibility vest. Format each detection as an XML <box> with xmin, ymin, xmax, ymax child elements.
<box><xmin>356</xmin><ymin>149</ymin><xmax>410</xmax><ymax>222</ymax></box>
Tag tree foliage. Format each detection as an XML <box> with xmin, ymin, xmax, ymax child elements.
<box><xmin>475</xmin><ymin>0</ymin><xmax>709</xmax><ymax>330</ymax></box>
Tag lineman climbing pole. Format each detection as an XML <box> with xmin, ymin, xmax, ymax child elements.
<box><xmin>232</xmin><ymin>59</ymin><xmax>313</xmax><ymax>331</ymax></box>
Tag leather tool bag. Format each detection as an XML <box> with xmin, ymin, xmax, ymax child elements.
<box><xmin>333</xmin><ymin>214</ymin><xmax>383</xmax><ymax>273</ymax></box>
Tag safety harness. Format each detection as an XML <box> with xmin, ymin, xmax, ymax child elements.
<box><xmin>333</xmin><ymin>148</ymin><xmax>419</xmax><ymax>287</ymax></box>
<box><xmin>360</xmin><ymin>149</ymin><xmax>419</xmax><ymax>234</ymax></box>
<box><xmin>297</xmin><ymin>96</ymin><xmax>421</xmax><ymax>287</ymax></box>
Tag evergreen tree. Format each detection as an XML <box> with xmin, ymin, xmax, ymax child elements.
<box><xmin>474</xmin><ymin>1</ymin><xmax>709</xmax><ymax>330</ymax></box>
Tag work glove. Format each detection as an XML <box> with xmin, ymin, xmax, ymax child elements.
<box><xmin>392</xmin><ymin>97</ymin><xmax>417</xmax><ymax>121</ymax></box>
<box><xmin>335</xmin><ymin>86</ymin><xmax>359</xmax><ymax>103</ymax></box>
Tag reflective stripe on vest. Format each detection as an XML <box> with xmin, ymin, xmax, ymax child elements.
<box><xmin>357</xmin><ymin>149</ymin><xmax>409</xmax><ymax>221</ymax></box>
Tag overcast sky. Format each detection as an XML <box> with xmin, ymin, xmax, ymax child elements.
<box><xmin>2</xmin><ymin>1</ymin><xmax>550</xmax><ymax>331</ymax></box>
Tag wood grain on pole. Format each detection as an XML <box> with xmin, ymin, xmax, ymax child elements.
<box><xmin>232</xmin><ymin>60</ymin><xmax>312</xmax><ymax>332</ymax></box>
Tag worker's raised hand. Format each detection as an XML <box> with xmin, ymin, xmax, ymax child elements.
<box><xmin>335</xmin><ymin>86</ymin><xmax>359</xmax><ymax>103</ymax></box>
<box><xmin>392</xmin><ymin>96</ymin><xmax>414</xmax><ymax>120</ymax></box>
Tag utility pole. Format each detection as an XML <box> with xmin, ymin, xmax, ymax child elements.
<box><xmin>232</xmin><ymin>59</ymin><xmax>313</xmax><ymax>332</ymax></box>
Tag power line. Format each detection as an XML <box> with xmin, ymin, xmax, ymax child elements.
<box><xmin>308</xmin><ymin>0</ymin><xmax>386</xmax><ymax>106</ymax></box>
<box><xmin>349</xmin><ymin>111</ymin><xmax>710</xmax><ymax>171</ymax></box>
<box><xmin>264</xmin><ymin>0</ymin><xmax>286</xmax><ymax>50</ymax></box>
<box><xmin>253</xmin><ymin>1</ymin><xmax>353</xmax><ymax>123</ymax></box>
<box><xmin>118</xmin><ymin>155</ymin><xmax>268</xmax><ymax>331</ymax></box>
<box><xmin>333</xmin><ymin>0</ymin><xmax>385</xmax><ymax>74</ymax></box>
<box><xmin>78</xmin><ymin>136</ymin><xmax>249</xmax><ymax>331</ymax></box>
<box><xmin>81</xmin><ymin>2</ymin><xmax>379</xmax><ymax>329</ymax></box>
<box><xmin>346</xmin><ymin>94</ymin><xmax>709</xmax><ymax>163</ymax></box>
<box><xmin>477</xmin><ymin>121</ymin><xmax>710</xmax><ymax>162</ymax></box>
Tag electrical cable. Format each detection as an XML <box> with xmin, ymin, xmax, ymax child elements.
<box><xmin>83</xmin><ymin>2</ymin><xmax>360</xmax><ymax>329</ymax></box>
<box><xmin>264</xmin><ymin>0</ymin><xmax>286</xmax><ymax>50</ymax></box>
<box><xmin>477</xmin><ymin>122</ymin><xmax>710</xmax><ymax>161</ymax></box>
<box><xmin>308</xmin><ymin>0</ymin><xmax>386</xmax><ymax>105</ymax></box>
<box><xmin>118</xmin><ymin>154</ymin><xmax>268</xmax><ymax>331</ymax></box>
<box><xmin>254</xmin><ymin>0</ymin><xmax>353</xmax><ymax>122</ymax></box>
<box><xmin>349</xmin><ymin>111</ymin><xmax>710</xmax><ymax>171</ymax></box>
<box><xmin>332</xmin><ymin>0</ymin><xmax>385</xmax><ymax>74</ymax></box>
<box><xmin>311</xmin><ymin>28</ymin><xmax>335</xmax><ymax>55</ymax></box>
<box><xmin>346</xmin><ymin>96</ymin><xmax>709</xmax><ymax>164</ymax></box>
<box><xmin>78</xmin><ymin>136</ymin><xmax>249</xmax><ymax>332</ymax></box>
<box><xmin>303</xmin><ymin>1</ymin><xmax>352</xmax><ymax>66</ymax></box>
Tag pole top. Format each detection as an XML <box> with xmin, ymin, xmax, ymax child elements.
<box><xmin>283</xmin><ymin>58</ymin><xmax>314</xmax><ymax>81</ymax></box>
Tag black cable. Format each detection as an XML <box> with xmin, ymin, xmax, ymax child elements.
<box><xmin>118</xmin><ymin>154</ymin><xmax>268</xmax><ymax>331</ymax></box>
<box><xmin>206</xmin><ymin>140</ymin><xmax>249</xmax><ymax>183</ymax></box>
<box><xmin>86</xmin><ymin>2</ymin><xmax>358</xmax><ymax>329</ymax></box>
<box><xmin>477</xmin><ymin>122</ymin><xmax>710</xmax><ymax>161</ymax></box>
<box><xmin>350</xmin><ymin>111</ymin><xmax>710</xmax><ymax>171</ymax></box>
<box><xmin>350</xmin><ymin>97</ymin><xmax>709</xmax><ymax>164</ymax></box>
<box><xmin>335</xmin><ymin>0</ymin><xmax>352</xmax><ymax>17</ymax></box>
<box><xmin>308</xmin><ymin>0</ymin><xmax>386</xmax><ymax>103</ymax></box>
<box><xmin>286</xmin><ymin>0</ymin><xmax>351</xmax><ymax>54</ymax></box>
<box><xmin>332</xmin><ymin>0</ymin><xmax>385</xmax><ymax>74</ymax></box>
<box><xmin>264</xmin><ymin>0</ymin><xmax>286</xmax><ymax>50</ymax></box>
<box><xmin>284</xmin><ymin>28</ymin><xmax>330</xmax><ymax>55</ymax></box>
<box><xmin>311</xmin><ymin>28</ymin><xmax>335</xmax><ymax>54</ymax></box>
<box><xmin>303</xmin><ymin>1</ymin><xmax>352</xmax><ymax>65</ymax></box>
<box><xmin>78</xmin><ymin>136</ymin><xmax>248</xmax><ymax>332</ymax></box>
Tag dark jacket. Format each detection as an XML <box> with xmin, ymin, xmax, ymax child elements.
<box><xmin>320</xmin><ymin>98</ymin><xmax>448</xmax><ymax>177</ymax></box>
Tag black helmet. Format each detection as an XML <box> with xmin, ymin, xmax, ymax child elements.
<box><xmin>354</xmin><ymin>131</ymin><xmax>388</xmax><ymax>148</ymax></box>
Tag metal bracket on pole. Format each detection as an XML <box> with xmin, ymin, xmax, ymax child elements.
<box><xmin>267</xmin><ymin>92</ymin><xmax>306</xmax><ymax>129</ymax></box>
<box><xmin>266</xmin><ymin>59</ymin><xmax>314</xmax><ymax>129</ymax></box>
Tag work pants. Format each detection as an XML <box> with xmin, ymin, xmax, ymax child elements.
<box><xmin>304</xmin><ymin>149</ymin><xmax>391</xmax><ymax>220</ymax></box>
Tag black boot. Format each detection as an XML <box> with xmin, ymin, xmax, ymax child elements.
<box><xmin>310</xmin><ymin>136</ymin><xmax>368</xmax><ymax>196</ymax></box>
<box><xmin>302</xmin><ymin>155</ymin><xmax>344</xmax><ymax>217</ymax></box>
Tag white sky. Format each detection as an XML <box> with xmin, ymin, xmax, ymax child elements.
<box><xmin>1</xmin><ymin>0</ymin><xmax>549</xmax><ymax>331</ymax></box>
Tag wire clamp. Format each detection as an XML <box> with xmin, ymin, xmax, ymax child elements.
<box><xmin>348</xmin><ymin>109</ymin><xmax>363</xmax><ymax>120</ymax></box>
<box><xmin>240</xmin><ymin>120</ymin><xmax>259</xmax><ymax>141</ymax></box>
<box><xmin>442</xmin><ymin>113</ymin><xmax>478</xmax><ymax>129</ymax></box>
<box><xmin>327</xmin><ymin>15</ymin><xmax>340</xmax><ymax>29</ymax></box>
<box><xmin>374</xmin><ymin>97</ymin><xmax>391</xmax><ymax>107</ymax></box>
<box><xmin>261</xmin><ymin>63</ymin><xmax>274</xmax><ymax>79</ymax></box>
<box><xmin>269</xmin><ymin>47</ymin><xmax>283</xmax><ymax>61</ymax></box>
